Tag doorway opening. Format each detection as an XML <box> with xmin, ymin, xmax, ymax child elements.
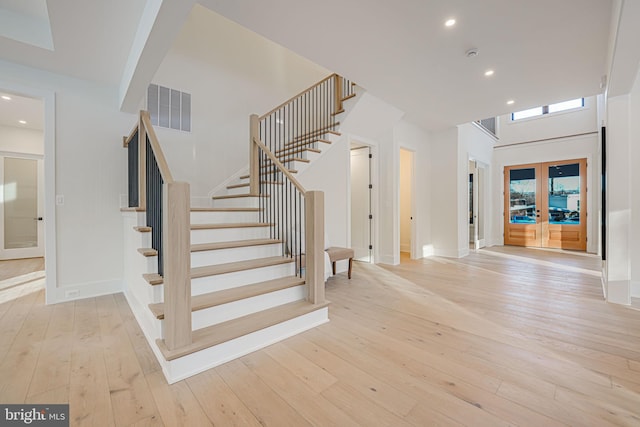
<box><xmin>0</xmin><ymin>85</ymin><xmax>55</xmax><ymax>303</ymax></box>
<box><xmin>504</xmin><ymin>158</ymin><xmax>587</xmax><ymax>250</ymax></box>
<box><xmin>350</xmin><ymin>144</ymin><xmax>373</xmax><ymax>262</ymax></box>
<box><xmin>400</xmin><ymin>148</ymin><xmax>414</xmax><ymax>258</ymax></box>
<box><xmin>469</xmin><ymin>160</ymin><xmax>486</xmax><ymax>251</ymax></box>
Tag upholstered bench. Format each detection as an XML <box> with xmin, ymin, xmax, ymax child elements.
<box><xmin>325</xmin><ymin>246</ymin><xmax>354</xmax><ymax>279</ymax></box>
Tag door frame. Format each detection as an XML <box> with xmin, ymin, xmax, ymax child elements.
<box><xmin>0</xmin><ymin>153</ymin><xmax>45</xmax><ymax>259</ymax></box>
<box><xmin>504</xmin><ymin>158</ymin><xmax>587</xmax><ymax>250</ymax></box>
<box><xmin>469</xmin><ymin>159</ymin><xmax>488</xmax><ymax>250</ymax></box>
<box><xmin>400</xmin><ymin>147</ymin><xmax>416</xmax><ymax>259</ymax></box>
<box><xmin>348</xmin><ymin>136</ymin><xmax>379</xmax><ymax>264</ymax></box>
<box><xmin>0</xmin><ymin>81</ymin><xmax>57</xmax><ymax>303</ymax></box>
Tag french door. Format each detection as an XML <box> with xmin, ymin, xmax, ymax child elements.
<box><xmin>504</xmin><ymin>159</ymin><xmax>587</xmax><ymax>251</ymax></box>
<box><xmin>0</xmin><ymin>155</ymin><xmax>45</xmax><ymax>260</ymax></box>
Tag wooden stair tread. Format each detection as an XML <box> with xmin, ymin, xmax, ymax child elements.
<box><xmin>275</xmin><ymin>146</ymin><xmax>322</xmax><ymax>155</ymax></box>
<box><xmin>190</xmin><ymin>207</ymin><xmax>261</xmax><ymax>212</ymax></box>
<box><xmin>260</xmin><ymin>163</ymin><xmax>300</xmax><ymax>172</ymax></box>
<box><xmin>272</xmin><ymin>157</ymin><xmax>310</xmax><ymax>164</ymax></box>
<box><xmin>191</xmin><ymin>222</ymin><xmax>272</xmax><ymax>230</ymax></box>
<box><xmin>134</xmin><ymin>226</ymin><xmax>152</xmax><ymax>232</ymax></box>
<box><xmin>341</xmin><ymin>92</ymin><xmax>357</xmax><ymax>101</ymax></box>
<box><xmin>192</xmin><ymin>238</ymin><xmax>282</xmax><ymax>252</ymax></box>
<box><xmin>288</xmin><ymin>123</ymin><xmax>340</xmax><ymax>145</ymax></box>
<box><xmin>143</xmin><ymin>273</ymin><xmax>163</xmax><ymax>285</ymax></box>
<box><xmin>156</xmin><ymin>300</ymin><xmax>330</xmax><ymax>361</ymax></box>
<box><xmin>212</xmin><ymin>194</ymin><xmax>269</xmax><ymax>200</ymax></box>
<box><xmin>148</xmin><ymin>276</ymin><xmax>305</xmax><ymax>319</ymax></box>
<box><xmin>191</xmin><ymin>256</ymin><xmax>294</xmax><ymax>279</ymax></box>
<box><xmin>227</xmin><ymin>183</ymin><xmax>250</xmax><ymax>190</ymax></box>
<box><xmin>138</xmin><ymin>248</ymin><xmax>157</xmax><ymax>257</ymax></box>
<box><xmin>285</xmin><ymin>136</ymin><xmax>336</xmax><ymax>149</ymax></box>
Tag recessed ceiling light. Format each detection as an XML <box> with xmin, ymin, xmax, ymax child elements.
<box><xmin>484</xmin><ymin>70</ymin><xmax>495</xmax><ymax>77</ymax></box>
<box><xmin>18</xmin><ymin>120</ymin><xmax>27</xmax><ymax>125</ymax></box>
<box><xmin>507</xmin><ymin>100</ymin><xmax>515</xmax><ymax>105</ymax></box>
<box><xmin>1</xmin><ymin>95</ymin><xmax>11</xmax><ymax>101</ymax></box>
<box><xmin>445</xmin><ymin>18</ymin><xmax>456</xmax><ymax>27</ymax></box>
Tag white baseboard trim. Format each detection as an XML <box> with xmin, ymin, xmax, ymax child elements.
<box><xmin>377</xmin><ymin>254</ymin><xmax>398</xmax><ymax>265</ymax></box>
<box><xmin>51</xmin><ymin>278</ymin><xmax>123</xmax><ymax>304</ymax></box>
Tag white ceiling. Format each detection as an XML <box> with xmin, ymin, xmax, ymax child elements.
<box><xmin>199</xmin><ymin>0</ymin><xmax>614</xmax><ymax>130</ymax></box>
<box><xmin>0</xmin><ymin>92</ymin><xmax>43</xmax><ymax>131</ymax></box>
<box><xmin>0</xmin><ymin>0</ymin><xmax>624</xmax><ymax>132</ymax></box>
<box><xmin>0</xmin><ymin>0</ymin><xmax>146</xmax><ymax>85</ymax></box>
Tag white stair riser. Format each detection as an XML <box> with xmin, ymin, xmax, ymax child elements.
<box><xmin>191</xmin><ymin>226</ymin><xmax>270</xmax><ymax>244</ymax></box>
<box><xmin>226</xmin><ymin>186</ymin><xmax>250</xmax><ymax>196</ymax></box>
<box><xmin>191</xmin><ymin>262</ymin><xmax>296</xmax><ymax>296</ymax></box>
<box><xmin>135</xmin><ymin>253</ymin><xmax>159</xmax><ymax>276</ymax></box>
<box><xmin>189</xmin><ymin>285</ymin><xmax>306</xmax><ymax>330</ymax></box>
<box><xmin>212</xmin><ymin>197</ymin><xmax>261</xmax><ymax>208</ymax></box>
<box><xmin>191</xmin><ymin>243</ymin><xmax>282</xmax><ymax>268</ymax></box>
<box><xmin>161</xmin><ymin>307</ymin><xmax>329</xmax><ymax>384</ymax></box>
<box><xmin>190</xmin><ymin>210</ymin><xmax>259</xmax><ymax>224</ymax></box>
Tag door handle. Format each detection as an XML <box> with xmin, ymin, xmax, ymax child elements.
<box><xmin>34</xmin><ymin>217</ymin><xmax>43</xmax><ymax>221</ymax></box>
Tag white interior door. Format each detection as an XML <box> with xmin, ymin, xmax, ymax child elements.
<box><xmin>0</xmin><ymin>155</ymin><xmax>44</xmax><ymax>260</ymax></box>
<box><xmin>351</xmin><ymin>146</ymin><xmax>371</xmax><ymax>262</ymax></box>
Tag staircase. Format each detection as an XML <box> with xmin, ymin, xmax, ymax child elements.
<box><xmin>122</xmin><ymin>74</ymin><xmax>356</xmax><ymax>383</ymax></box>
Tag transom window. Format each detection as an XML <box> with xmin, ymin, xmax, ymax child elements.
<box><xmin>511</xmin><ymin>98</ymin><xmax>584</xmax><ymax>121</ymax></box>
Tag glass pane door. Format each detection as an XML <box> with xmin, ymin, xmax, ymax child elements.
<box><xmin>543</xmin><ymin>159</ymin><xmax>587</xmax><ymax>250</ymax></box>
<box><xmin>504</xmin><ymin>164</ymin><xmax>542</xmax><ymax>247</ymax></box>
<box><xmin>4</xmin><ymin>157</ymin><xmax>38</xmax><ymax>249</ymax></box>
<box><xmin>548</xmin><ymin>163</ymin><xmax>580</xmax><ymax>224</ymax></box>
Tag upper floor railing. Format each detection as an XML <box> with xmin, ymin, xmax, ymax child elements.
<box><xmin>247</xmin><ymin>73</ymin><xmax>356</xmax><ymax>304</ymax></box>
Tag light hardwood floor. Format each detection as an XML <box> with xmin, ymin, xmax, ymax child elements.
<box><xmin>0</xmin><ymin>257</ymin><xmax>44</xmax><ymax>281</ymax></box>
<box><xmin>1</xmin><ymin>248</ymin><xmax>640</xmax><ymax>426</ymax></box>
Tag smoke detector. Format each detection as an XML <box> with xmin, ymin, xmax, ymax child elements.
<box><xmin>466</xmin><ymin>48</ymin><xmax>479</xmax><ymax>58</ymax></box>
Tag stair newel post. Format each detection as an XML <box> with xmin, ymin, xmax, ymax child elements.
<box><xmin>334</xmin><ymin>74</ymin><xmax>343</xmax><ymax>115</ymax></box>
<box><xmin>249</xmin><ymin>114</ymin><xmax>260</xmax><ymax>195</ymax></box>
<box><xmin>305</xmin><ymin>191</ymin><xmax>325</xmax><ymax>304</ymax></box>
<box><xmin>163</xmin><ymin>181</ymin><xmax>192</xmax><ymax>350</ymax></box>
<box><xmin>138</xmin><ymin>111</ymin><xmax>147</xmax><ymax>210</ymax></box>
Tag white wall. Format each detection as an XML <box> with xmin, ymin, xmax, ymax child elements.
<box><xmin>629</xmin><ymin>68</ymin><xmax>640</xmax><ymax>298</ymax></box>
<box><xmin>0</xmin><ymin>125</ymin><xmax>43</xmax><ymax>155</ymax></box>
<box><xmin>0</xmin><ymin>59</ymin><xmax>136</xmax><ymax>303</ymax></box>
<box><xmin>150</xmin><ymin>5</ymin><xmax>330</xmax><ymax>197</ymax></box>
<box><xmin>606</xmin><ymin>95</ymin><xmax>631</xmax><ymax>303</ymax></box>
<box><xmin>498</xmin><ymin>96</ymin><xmax>598</xmax><ymax>145</ymax></box>
<box><xmin>429</xmin><ymin>127</ymin><xmax>459</xmax><ymax>258</ymax></box>
<box><xmin>457</xmin><ymin>123</ymin><xmax>494</xmax><ymax>256</ymax></box>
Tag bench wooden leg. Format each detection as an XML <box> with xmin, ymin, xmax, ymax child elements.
<box><xmin>332</xmin><ymin>261</ymin><xmax>336</xmax><ymax>275</ymax></box>
<box><xmin>348</xmin><ymin>258</ymin><xmax>353</xmax><ymax>279</ymax></box>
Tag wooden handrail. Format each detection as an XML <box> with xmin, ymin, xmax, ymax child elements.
<box><xmin>123</xmin><ymin>122</ymin><xmax>138</xmax><ymax>147</ymax></box>
<box><xmin>259</xmin><ymin>73</ymin><xmax>338</xmax><ymax>120</ymax></box>
<box><xmin>253</xmin><ymin>136</ymin><xmax>306</xmax><ymax>194</ymax></box>
<box><xmin>140</xmin><ymin>111</ymin><xmax>174</xmax><ymax>184</ymax></box>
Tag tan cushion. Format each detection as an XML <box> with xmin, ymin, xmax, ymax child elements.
<box><xmin>325</xmin><ymin>246</ymin><xmax>354</xmax><ymax>262</ymax></box>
